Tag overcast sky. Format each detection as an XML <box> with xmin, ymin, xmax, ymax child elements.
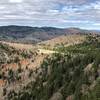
<box><xmin>0</xmin><ymin>0</ymin><xmax>100</xmax><ymax>29</ymax></box>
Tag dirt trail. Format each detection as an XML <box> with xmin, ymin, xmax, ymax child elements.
<box><xmin>37</xmin><ymin>49</ymin><xmax>57</xmax><ymax>54</ymax></box>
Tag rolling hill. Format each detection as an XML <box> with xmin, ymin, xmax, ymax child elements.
<box><xmin>38</xmin><ymin>34</ymin><xmax>86</xmax><ymax>49</ymax></box>
<box><xmin>0</xmin><ymin>25</ymin><xmax>99</xmax><ymax>43</ymax></box>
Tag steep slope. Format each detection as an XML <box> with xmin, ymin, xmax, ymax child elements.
<box><xmin>0</xmin><ymin>42</ymin><xmax>43</xmax><ymax>99</ymax></box>
<box><xmin>0</xmin><ymin>43</ymin><xmax>18</xmax><ymax>64</ymax></box>
<box><xmin>0</xmin><ymin>43</ymin><xmax>35</xmax><ymax>65</ymax></box>
<box><xmin>6</xmin><ymin>35</ymin><xmax>100</xmax><ymax>100</ymax></box>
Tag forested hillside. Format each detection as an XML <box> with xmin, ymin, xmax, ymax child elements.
<box><xmin>0</xmin><ymin>42</ymin><xmax>37</xmax><ymax>100</ymax></box>
<box><xmin>0</xmin><ymin>43</ymin><xmax>34</xmax><ymax>65</ymax></box>
<box><xmin>0</xmin><ymin>26</ymin><xmax>99</xmax><ymax>43</ymax></box>
<box><xmin>6</xmin><ymin>35</ymin><xmax>100</xmax><ymax>100</ymax></box>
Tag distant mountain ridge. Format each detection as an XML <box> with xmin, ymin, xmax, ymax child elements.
<box><xmin>0</xmin><ymin>25</ymin><xmax>99</xmax><ymax>43</ymax></box>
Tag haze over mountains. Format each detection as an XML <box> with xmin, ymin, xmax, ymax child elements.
<box><xmin>0</xmin><ymin>25</ymin><xmax>99</xmax><ymax>43</ymax></box>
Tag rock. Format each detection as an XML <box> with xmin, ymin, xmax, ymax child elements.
<box><xmin>66</xmin><ymin>95</ymin><xmax>73</xmax><ymax>100</ymax></box>
<box><xmin>50</xmin><ymin>92</ymin><xmax>63</xmax><ymax>100</ymax></box>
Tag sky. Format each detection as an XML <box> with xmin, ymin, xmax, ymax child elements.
<box><xmin>0</xmin><ymin>0</ymin><xmax>100</xmax><ymax>29</ymax></box>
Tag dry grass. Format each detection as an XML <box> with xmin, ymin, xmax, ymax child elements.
<box><xmin>38</xmin><ymin>34</ymin><xmax>86</xmax><ymax>49</ymax></box>
<box><xmin>0</xmin><ymin>41</ymin><xmax>35</xmax><ymax>50</ymax></box>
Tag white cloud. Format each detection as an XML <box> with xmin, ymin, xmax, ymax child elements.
<box><xmin>92</xmin><ymin>23</ymin><xmax>100</xmax><ymax>26</ymax></box>
<box><xmin>0</xmin><ymin>0</ymin><xmax>99</xmax><ymax>29</ymax></box>
<box><xmin>9</xmin><ymin>0</ymin><xmax>23</xmax><ymax>3</ymax></box>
